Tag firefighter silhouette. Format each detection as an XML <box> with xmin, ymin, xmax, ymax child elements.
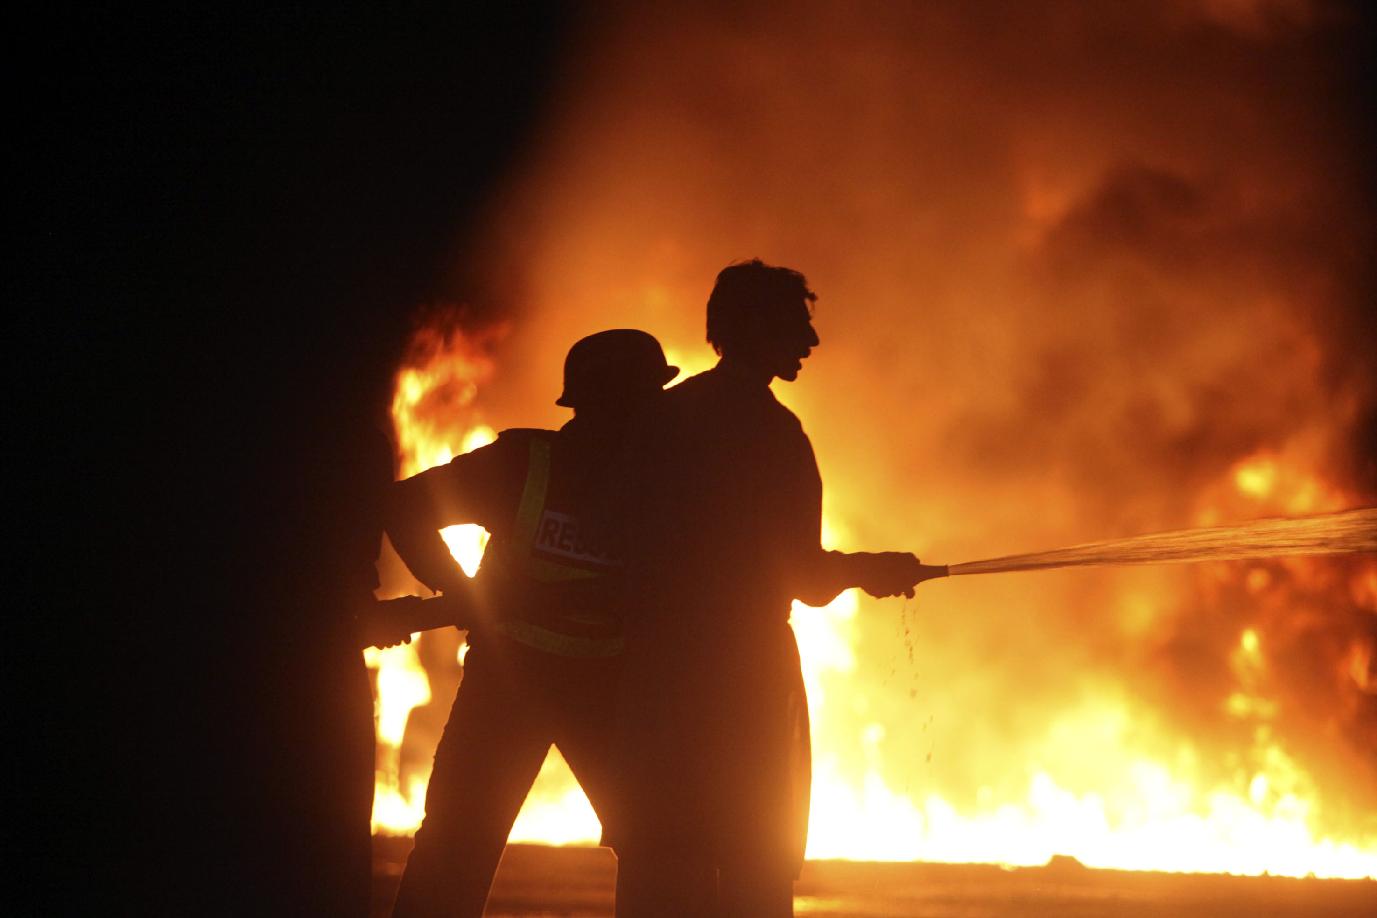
<box><xmin>386</xmin><ymin>329</ymin><xmax>678</xmax><ymax>917</ymax></box>
<box><xmin>611</xmin><ymin>261</ymin><xmax>927</xmax><ymax>917</ymax></box>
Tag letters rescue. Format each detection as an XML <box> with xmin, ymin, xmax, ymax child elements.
<box><xmin>532</xmin><ymin>509</ymin><xmax>621</xmax><ymax>571</ymax></box>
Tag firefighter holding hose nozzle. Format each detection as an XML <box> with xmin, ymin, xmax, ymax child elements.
<box><xmin>610</xmin><ymin>260</ymin><xmax>930</xmax><ymax>917</ymax></box>
<box><xmin>386</xmin><ymin>330</ymin><xmax>680</xmax><ymax>917</ymax></box>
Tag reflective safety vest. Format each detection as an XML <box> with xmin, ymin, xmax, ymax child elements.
<box><xmin>479</xmin><ymin>434</ymin><xmax>624</xmax><ymax>657</ymax></box>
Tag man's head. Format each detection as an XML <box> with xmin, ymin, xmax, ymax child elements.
<box><xmin>705</xmin><ymin>259</ymin><xmax>820</xmax><ymax>382</ymax></box>
<box><xmin>556</xmin><ymin>329</ymin><xmax>679</xmax><ymax>412</ymax></box>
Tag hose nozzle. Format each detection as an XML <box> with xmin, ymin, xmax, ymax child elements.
<box><xmin>915</xmin><ymin>563</ymin><xmax>950</xmax><ymax>585</ymax></box>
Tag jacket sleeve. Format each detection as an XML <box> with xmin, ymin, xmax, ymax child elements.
<box><xmin>780</xmin><ymin>430</ymin><xmax>854</xmax><ymax>607</ymax></box>
<box><xmin>384</xmin><ymin>438</ymin><xmax>512</xmax><ymax>594</ymax></box>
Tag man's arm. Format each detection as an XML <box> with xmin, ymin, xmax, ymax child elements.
<box><xmin>793</xmin><ymin>549</ymin><xmax>935</xmax><ymax>606</ymax></box>
<box><xmin>385</xmin><ymin>470</ymin><xmax>470</xmax><ymax>595</ymax></box>
<box><xmin>384</xmin><ymin>438</ymin><xmax>513</xmax><ymax>595</ymax></box>
<box><xmin>798</xmin><ymin>549</ymin><xmax>945</xmax><ymax>605</ymax></box>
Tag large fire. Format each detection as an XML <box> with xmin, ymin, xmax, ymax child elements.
<box><xmin>365</xmin><ymin>320</ymin><xmax>1376</xmax><ymax>879</ymax></box>
<box><xmin>366</xmin><ymin>1</ymin><xmax>1376</xmax><ymax>882</ymax></box>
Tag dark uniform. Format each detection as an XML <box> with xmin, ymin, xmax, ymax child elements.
<box><xmin>388</xmin><ymin>419</ymin><xmax>629</xmax><ymax>917</ymax></box>
<box><xmin>614</xmin><ymin>362</ymin><xmax>840</xmax><ymax>904</ymax></box>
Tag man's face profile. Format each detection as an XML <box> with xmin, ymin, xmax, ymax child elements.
<box><xmin>762</xmin><ymin>299</ymin><xmax>819</xmax><ymax>383</ymax></box>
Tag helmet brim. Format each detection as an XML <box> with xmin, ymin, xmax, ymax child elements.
<box><xmin>555</xmin><ymin>364</ymin><xmax>680</xmax><ymax>408</ymax></box>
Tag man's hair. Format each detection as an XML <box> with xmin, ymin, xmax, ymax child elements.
<box><xmin>705</xmin><ymin>259</ymin><xmax>817</xmax><ymax>355</ymax></box>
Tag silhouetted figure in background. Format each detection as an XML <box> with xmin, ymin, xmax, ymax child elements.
<box><xmin>388</xmin><ymin>330</ymin><xmax>679</xmax><ymax>917</ymax></box>
<box><xmin>612</xmin><ymin>261</ymin><xmax>927</xmax><ymax>917</ymax></box>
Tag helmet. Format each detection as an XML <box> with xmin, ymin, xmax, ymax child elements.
<box><xmin>555</xmin><ymin>329</ymin><xmax>680</xmax><ymax>408</ymax></box>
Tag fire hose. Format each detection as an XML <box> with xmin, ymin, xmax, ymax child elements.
<box><xmin>363</xmin><ymin>508</ymin><xmax>1376</xmax><ymax>646</ymax></box>
<box><xmin>360</xmin><ymin>592</ymin><xmax>473</xmax><ymax>650</ymax></box>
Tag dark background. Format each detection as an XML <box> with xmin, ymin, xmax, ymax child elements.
<box><xmin>24</xmin><ymin>6</ymin><xmax>575</xmax><ymax>911</ymax></box>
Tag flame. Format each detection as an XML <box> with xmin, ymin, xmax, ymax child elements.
<box><xmin>1233</xmin><ymin>458</ymin><xmax>1278</xmax><ymax>499</ymax></box>
<box><xmin>365</xmin><ymin>640</ymin><xmax>431</xmax><ymax>834</ymax></box>
<box><xmin>438</xmin><ymin>428</ymin><xmax>498</xmax><ymax>578</ymax></box>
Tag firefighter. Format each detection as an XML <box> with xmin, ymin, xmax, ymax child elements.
<box><xmin>386</xmin><ymin>329</ymin><xmax>678</xmax><ymax>918</ymax></box>
<box><xmin>611</xmin><ymin>261</ymin><xmax>927</xmax><ymax>917</ymax></box>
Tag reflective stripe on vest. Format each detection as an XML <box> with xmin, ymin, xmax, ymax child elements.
<box><xmin>502</xmin><ymin>438</ymin><xmax>599</xmax><ymax>583</ymax></box>
<box><xmin>494</xmin><ymin>617</ymin><xmax>624</xmax><ymax>658</ymax></box>
<box><xmin>484</xmin><ymin>436</ymin><xmax>620</xmax><ymax>657</ymax></box>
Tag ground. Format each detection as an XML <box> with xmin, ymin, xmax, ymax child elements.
<box><xmin>372</xmin><ymin>839</ymin><xmax>1376</xmax><ymax>917</ymax></box>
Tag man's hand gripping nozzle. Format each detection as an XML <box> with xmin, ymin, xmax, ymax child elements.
<box><xmin>854</xmin><ymin>553</ymin><xmax>949</xmax><ymax>599</ymax></box>
<box><xmin>358</xmin><ymin>593</ymin><xmax>471</xmax><ymax>650</ymax></box>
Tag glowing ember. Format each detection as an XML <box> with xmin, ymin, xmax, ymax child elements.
<box><xmin>1235</xmin><ymin>458</ymin><xmax>1278</xmax><ymax>499</ymax></box>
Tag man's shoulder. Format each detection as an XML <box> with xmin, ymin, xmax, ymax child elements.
<box><xmin>480</xmin><ymin>427</ymin><xmax>557</xmax><ymax>470</ymax></box>
<box><xmin>663</xmin><ymin>368</ymin><xmax>761</xmax><ymax>410</ymax></box>
<box><xmin>658</xmin><ymin>371</ymin><xmax>717</xmax><ymax>420</ymax></box>
<box><xmin>424</xmin><ymin>427</ymin><xmax>551</xmax><ymax>480</ymax></box>
<box><xmin>495</xmin><ymin>427</ymin><xmax>556</xmax><ymax>447</ymax></box>
<box><xmin>663</xmin><ymin>370</ymin><xmax>807</xmax><ymax>444</ymax></box>
<box><xmin>664</xmin><ymin>370</ymin><xmax>717</xmax><ymax>401</ymax></box>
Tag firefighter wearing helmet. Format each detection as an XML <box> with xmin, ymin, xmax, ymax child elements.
<box><xmin>386</xmin><ymin>329</ymin><xmax>677</xmax><ymax>917</ymax></box>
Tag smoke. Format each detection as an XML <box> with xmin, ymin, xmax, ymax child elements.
<box><xmin>442</xmin><ymin>1</ymin><xmax>1376</xmax><ymax>846</ymax></box>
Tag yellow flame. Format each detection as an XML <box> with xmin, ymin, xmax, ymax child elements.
<box><xmin>366</xmin><ymin>640</ymin><xmax>432</xmax><ymax>834</ymax></box>
<box><xmin>1240</xmin><ymin>628</ymin><xmax>1260</xmax><ymax>658</ymax></box>
<box><xmin>1234</xmin><ymin>458</ymin><xmax>1277</xmax><ymax>497</ymax></box>
<box><xmin>506</xmin><ymin>748</ymin><xmax>603</xmax><ymax>845</ymax></box>
<box><xmin>792</xmin><ymin>514</ymin><xmax>1377</xmax><ymax>877</ymax></box>
<box><xmin>804</xmin><ymin>700</ymin><xmax>1375</xmax><ymax>876</ymax></box>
